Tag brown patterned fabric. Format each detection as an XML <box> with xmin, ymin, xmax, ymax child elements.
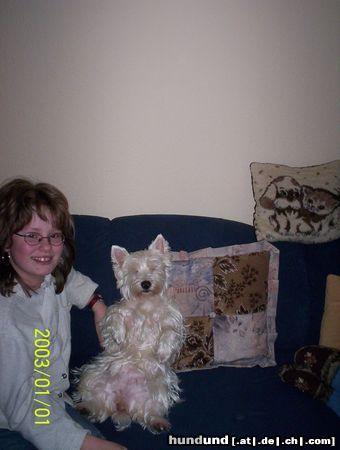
<box><xmin>169</xmin><ymin>241</ymin><xmax>279</xmax><ymax>372</ymax></box>
<box><xmin>279</xmin><ymin>345</ymin><xmax>340</xmax><ymax>404</ymax></box>
<box><xmin>173</xmin><ymin>316</ymin><xmax>214</xmax><ymax>371</ymax></box>
<box><xmin>279</xmin><ymin>366</ymin><xmax>332</xmax><ymax>403</ymax></box>
<box><xmin>294</xmin><ymin>345</ymin><xmax>340</xmax><ymax>386</ymax></box>
<box><xmin>213</xmin><ymin>252</ymin><xmax>270</xmax><ymax>315</ymax></box>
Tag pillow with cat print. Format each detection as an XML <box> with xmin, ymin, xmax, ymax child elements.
<box><xmin>250</xmin><ymin>160</ymin><xmax>340</xmax><ymax>244</ymax></box>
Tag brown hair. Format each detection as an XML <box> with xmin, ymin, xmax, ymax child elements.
<box><xmin>0</xmin><ymin>178</ymin><xmax>75</xmax><ymax>296</ymax></box>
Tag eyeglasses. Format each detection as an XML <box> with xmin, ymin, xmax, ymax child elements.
<box><xmin>14</xmin><ymin>232</ymin><xmax>65</xmax><ymax>246</ymax></box>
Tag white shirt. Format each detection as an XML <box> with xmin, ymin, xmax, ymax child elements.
<box><xmin>0</xmin><ymin>268</ymin><xmax>98</xmax><ymax>450</ymax></box>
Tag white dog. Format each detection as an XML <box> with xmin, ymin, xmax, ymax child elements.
<box><xmin>74</xmin><ymin>235</ymin><xmax>184</xmax><ymax>433</ymax></box>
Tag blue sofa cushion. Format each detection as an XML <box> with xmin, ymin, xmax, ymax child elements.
<box><xmin>68</xmin><ymin>214</ymin><xmax>340</xmax><ymax>450</ymax></box>
<box><xmin>71</xmin><ymin>215</ymin><xmax>113</xmax><ymax>368</ymax></box>
<box><xmin>73</xmin><ymin>215</ymin><xmax>114</xmax><ymax>300</ymax></box>
<box><xmin>273</xmin><ymin>242</ymin><xmax>312</xmax><ymax>362</ymax></box>
<box><xmin>109</xmin><ymin>214</ymin><xmax>257</xmax><ymax>251</ymax></box>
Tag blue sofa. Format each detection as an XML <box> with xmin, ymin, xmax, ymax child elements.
<box><xmin>70</xmin><ymin>214</ymin><xmax>340</xmax><ymax>449</ymax></box>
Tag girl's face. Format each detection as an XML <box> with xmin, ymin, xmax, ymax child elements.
<box><xmin>7</xmin><ymin>210</ymin><xmax>64</xmax><ymax>290</ymax></box>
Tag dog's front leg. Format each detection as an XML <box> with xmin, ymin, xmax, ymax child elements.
<box><xmin>101</xmin><ymin>307</ymin><xmax>127</xmax><ymax>350</ymax></box>
<box><xmin>157</xmin><ymin>328</ymin><xmax>183</xmax><ymax>363</ymax></box>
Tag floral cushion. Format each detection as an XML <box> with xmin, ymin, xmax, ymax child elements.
<box><xmin>250</xmin><ymin>160</ymin><xmax>340</xmax><ymax>243</ymax></box>
<box><xmin>169</xmin><ymin>241</ymin><xmax>279</xmax><ymax>372</ymax></box>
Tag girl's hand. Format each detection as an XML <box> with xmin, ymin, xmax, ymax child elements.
<box><xmin>89</xmin><ymin>295</ymin><xmax>107</xmax><ymax>345</ymax></box>
<box><xmin>81</xmin><ymin>434</ymin><xmax>127</xmax><ymax>450</ymax></box>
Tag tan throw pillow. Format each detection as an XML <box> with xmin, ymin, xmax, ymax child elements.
<box><xmin>169</xmin><ymin>241</ymin><xmax>280</xmax><ymax>372</ymax></box>
<box><xmin>319</xmin><ymin>274</ymin><xmax>340</xmax><ymax>350</ymax></box>
<box><xmin>250</xmin><ymin>160</ymin><xmax>340</xmax><ymax>243</ymax></box>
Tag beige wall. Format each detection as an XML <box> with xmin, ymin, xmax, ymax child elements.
<box><xmin>1</xmin><ymin>0</ymin><xmax>339</xmax><ymax>225</ymax></box>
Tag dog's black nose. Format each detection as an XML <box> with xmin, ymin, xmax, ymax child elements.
<box><xmin>141</xmin><ymin>280</ymin><xmax>151</xmax><ymax>291</ymax></box>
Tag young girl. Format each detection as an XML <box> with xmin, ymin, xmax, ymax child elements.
<box><xmin>0</xmin><ymin>178</ymin><xmax>127</xmax><ymax>450</ymax></box>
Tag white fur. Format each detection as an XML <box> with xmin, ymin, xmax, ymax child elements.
<box><xmin>74</xmin><ymin>235</ymin><xmax>185</xmax><ymax>433</ymax></box>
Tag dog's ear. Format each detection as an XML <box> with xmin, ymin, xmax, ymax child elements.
<box><xmin>111</xmin><ymin>245</ymin><xmax>129</xmax><ymax>267</ymax></box>
<box><xmin>259</xmin><ymin>181</ymin><xmax>277</xmax><ymax>210</ymax></box>
<box><xmin>149</xmin><ymin>234</ymin><xmax>170</xmax><ymax>254</ymax></box>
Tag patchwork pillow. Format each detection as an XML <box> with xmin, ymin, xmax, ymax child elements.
<box><xmin>250</xmin><ymin>160</ymin><xmax>340</xmax><ymax>243</ymax></box>
<box><xmin>169</xmin><ymin>241</ymin><xmax>279</xmax><ymax>372</ymax></box>
<box><xmin>319</xmin><ymin>274</ymin><xmax>340</xmax><ymax>350</ymax></box>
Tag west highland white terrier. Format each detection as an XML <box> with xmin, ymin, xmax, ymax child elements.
<box><xmin>74</xmin><ymin>235</ymin><xmax>184</xmax><ymax>433</ymax></box>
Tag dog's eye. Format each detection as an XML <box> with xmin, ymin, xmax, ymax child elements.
<box><xmin>128</xmin><ymin>262</ymin><xmax>139</xmax><ymax>274</ymax></box>
<box><xmin>148</xmin><ymin>263</ymin><xmax>158</xmax><ymax>272</ymax></box>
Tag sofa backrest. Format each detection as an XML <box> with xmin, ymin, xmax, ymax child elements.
<box><xmin>71</xmin><ymin>214</ymin><xmax>340</xmax><ymax>367</ymax></box>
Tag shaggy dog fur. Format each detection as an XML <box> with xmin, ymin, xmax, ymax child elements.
<box><xmin>74</xmin><ymin>235</ymin><xmax>184</xmax><ymax>433</ymax></box>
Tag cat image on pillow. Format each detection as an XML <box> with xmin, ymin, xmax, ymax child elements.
<box><xmin>301</xmin><ymin>186</ymin><xmax>339</xmax><ymax>232</ymax></box>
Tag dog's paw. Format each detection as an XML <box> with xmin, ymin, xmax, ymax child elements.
<box><xmin>102</xmin><ymin>312</ymin><xmax>126</xmax><ymax>346</ymax></box>
<box><xmin>157</xmin><ymin>332</ymin><xmax>178</xmax><ymax>362</ymax></box>
<box><xmin>111</xmin><ymin>401</ymin><xmax>132</xmax><ymax>431</ymax></box>
<box><xmin>156</xmin><ymin>347</ymin><xmax>171</xmax><ymax>363</ymax></box>
<box><xmin>112</xmin><ymin>413</ymin><xmax>132</xmax><ymax>431</ymax></box>
<box><xmin>149</xmin><ymin>416</ymin><xmax>171</xmax><ymax>434</ymax></box>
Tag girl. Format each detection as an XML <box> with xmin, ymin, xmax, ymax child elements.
<box><xmin>0</xmin><ymin>178</ymin><xmax>127</xmax><ymax>450</ymax></box>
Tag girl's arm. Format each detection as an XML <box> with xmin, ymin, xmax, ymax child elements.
<box><xmin>81</xmin><ymin>434</ymin><xmax>127</xmax><ymax>450</ymax></box>
<box><xmin>88</xmin><ymin>293</ymin><xmax>107</xmax><ymax>344</ymax></box>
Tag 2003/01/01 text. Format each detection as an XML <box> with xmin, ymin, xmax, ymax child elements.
<box><xmin>33</xmin><ymin>328</ymin><xmax>51</xmax><ymax>425</ymax></box>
